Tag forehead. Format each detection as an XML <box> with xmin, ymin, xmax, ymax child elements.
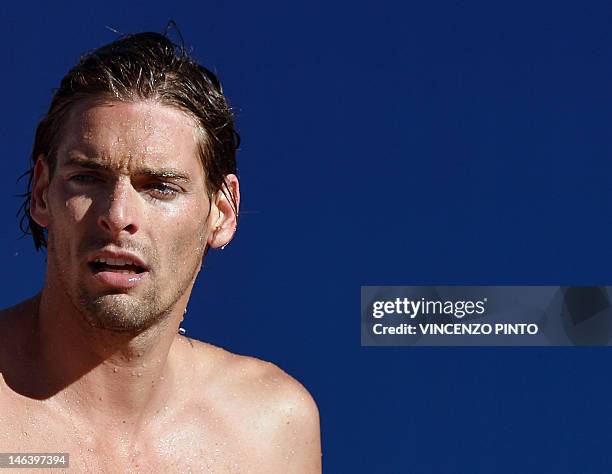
<box><xmin>57</xmin><ymin>99</ymin><xmax>203</xmax><ymax>173</ymax></box>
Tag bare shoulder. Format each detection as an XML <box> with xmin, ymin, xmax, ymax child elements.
<box><xmin>0</xmin><ymin>297</ymin><xmax>38</xmax><ymax>353</ymax></box>
<box><xmin>186</xmin><ymin>337</ymin><xmax>320</xmax><ymax>433</ymax></box>
<box><xmin>176</xmin><ymin>337</ymin><xmax>322</xmax><ymax>472</ymax></box>
<box><xmin>0</xmin><ymin>297</ymin><xmax>36</xmax><ymax>322</ymax></box>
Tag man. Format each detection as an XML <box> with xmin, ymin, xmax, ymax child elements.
<box><xmin>0</xmin><ymin>32</ymin><xmax>321</xmax><ymax>472</ymax></box>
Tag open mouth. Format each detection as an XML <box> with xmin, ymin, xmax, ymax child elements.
<box><xmin>89</xmin><ymin>257</ymin><xmax>147</xmax><ymax>275</ymax></box>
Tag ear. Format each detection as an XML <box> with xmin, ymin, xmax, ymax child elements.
<box><xmin>208</xmin><ymin>174</ymin><xmax>240</xmax><ymax>249</ymax></box>
<box><xmin>30</xmin><ymin>155</ymin><xmax>51</xmax><ymax>228</ymax></box>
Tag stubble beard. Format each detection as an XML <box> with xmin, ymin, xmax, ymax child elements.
<box><xmin>76</xmin><ymin>287</ymin><xmax>165</xmax><ymax>334</ymax></box>
<box><xmin>49</xmin><ymin>236</ymin><xmax>204</xmax><ymax>335</ymax></box>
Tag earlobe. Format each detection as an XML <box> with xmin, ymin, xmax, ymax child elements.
<box><xmin>30</xmin><ymin>155</ymin><xmax>51</xmax><ymax>228</ymax></box>
<box><xmin>208</xmin><ymin>174</ymin><xmax>240</xmax><ymax>250</ymax></box>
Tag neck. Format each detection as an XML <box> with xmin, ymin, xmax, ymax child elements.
<box><xmin>32</xmin><ymin>279</ymin><xmax>191</xmax><ymax>431</ymax></box>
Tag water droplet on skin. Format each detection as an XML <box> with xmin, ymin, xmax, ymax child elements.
<box><xmin>137</xmin><ymin>372</ymin><xmax>142</xmax><ymax>377</ymax></box>
<box><xmin>179</xmin><ymin>327</ymin><xmax>186</xmax><ymax>335</ymax></box>
<box><xmin>113</xmin><ymin>367</ymin><xmax>118</xmax><ymax>373</ymax></box>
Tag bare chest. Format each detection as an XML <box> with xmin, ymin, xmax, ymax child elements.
<box><xmin>0</xmin><ymin>396</ymin><xmax>267</xmax><ymax>473</ymax></box>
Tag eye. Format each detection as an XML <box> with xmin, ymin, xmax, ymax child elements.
<box><xmin>146</xmin><ymin>182</ymin><xmax>180</xmax><ymax>200</ymax></box>
<box><xmin>69</xmin><ymin>173</ymin><xmax>100</xmax><ymax>184</ymax></box>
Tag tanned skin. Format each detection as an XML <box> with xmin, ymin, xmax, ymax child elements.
<box><xmin>0</xmin><ymin>100</ymin><xmax>321</xmax><ymax>473</ymax></box>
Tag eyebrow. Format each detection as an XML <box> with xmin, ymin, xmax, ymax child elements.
<box><xmin>62</xmin><ymin>155</ymin><xmax>192</xmax><ymax>182</ymax></box>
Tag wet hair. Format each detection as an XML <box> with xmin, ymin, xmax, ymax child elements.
<box><xmin>19</xmin><ymin>30</ymin><xmax>240</xmax><ymax>250</ymax></box>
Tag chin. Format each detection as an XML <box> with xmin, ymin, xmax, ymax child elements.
<box><xmin>77</xmin><ymin>292</ymin><xmax>166</xmax><ymax>333</ymax></box>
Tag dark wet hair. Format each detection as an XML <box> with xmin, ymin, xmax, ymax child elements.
<box><xmin>19</xmin><ymin>30</ymin><xmax>240</xmax><ymax>250</ymax></box>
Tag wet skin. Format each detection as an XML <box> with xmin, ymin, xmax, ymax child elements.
<box><xmin>0</xmin><ymin>100</ymin><xmax>321</xmax><ymax>472</ymax></box>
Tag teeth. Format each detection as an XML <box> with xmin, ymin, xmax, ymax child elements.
<box><xmin>94</xmin><ymin>257</ymin><xmax>136</xmax><ymax>266</ymax></box>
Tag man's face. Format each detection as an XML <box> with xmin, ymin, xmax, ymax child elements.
<box><xmin>35</xmin><ymin>99</ymin><xmax>214</xmax><ymax>332</ymax></box>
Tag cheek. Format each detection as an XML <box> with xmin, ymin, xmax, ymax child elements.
<box><xmin>165</xmin><ymin>217</ymin><xmax>209</xmax><ymax>264</ymax></box>
<box><xmin>62</xmin><ymin>195</ymin><xmax>94</xmax><ymax>223</ymax></box>
<box><xmin>46</xmin><ymin>199</ymin><xmax>90</xmax><ymax>255</ymax></box>
<box><xmin>163</xmin><ymin>196</ymin><xmax>212</xmax><ymax>253</ymax></box>
<box><xmin>46</xmin><ymin>195</ymin><xmax>93</xmax><ymax>245</ymax></box>
<box><xmin>51</xmin><ymin>181</ymin><xmax>94</xmax><ymax>223</ymax></box>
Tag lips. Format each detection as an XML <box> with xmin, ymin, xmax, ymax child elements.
<box><xmin>90</xmin><ymin>256</ymin><xmax>146</xmax><ymax>274</ymax></box>
<box><xmin>86</xmin><ymin>250</ymin><xmax>150</xmax><ymax>290</ymax></box>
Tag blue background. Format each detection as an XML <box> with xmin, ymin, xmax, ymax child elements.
<box><xmin>0</xmin><ymin>1</ymin><xmax>610</xmax><ymax>472</ymax></box>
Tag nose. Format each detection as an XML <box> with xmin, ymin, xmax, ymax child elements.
<box><xmin>97</xmin><ymin>179</ymin><xmax>141</xmax><ymax>237</ymax></box>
